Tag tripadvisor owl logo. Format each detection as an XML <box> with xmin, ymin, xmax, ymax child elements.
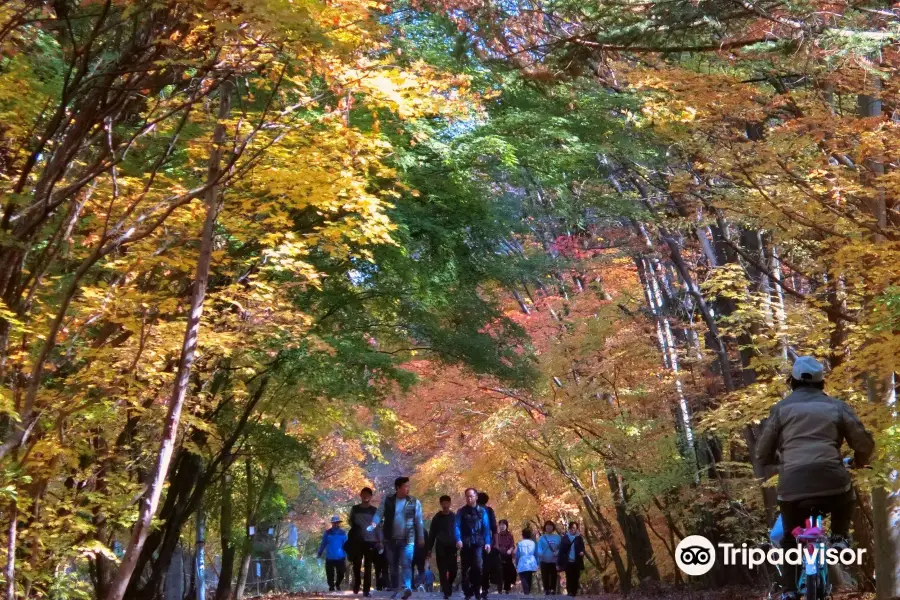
<box><xmin>675</xmin><ymin>535</ymin><xmax>716</xmax><ymax>576</ymax></box>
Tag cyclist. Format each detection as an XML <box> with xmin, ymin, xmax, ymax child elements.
<box><xmin>756</xmin><ymin>356</ymin><xmax>874</xmax><ymax>600</ymax></box>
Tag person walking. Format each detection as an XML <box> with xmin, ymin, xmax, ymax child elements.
<box><xmin>495</xmin><ymin>520</ymin><xmax>516</xmax><ymax>594</ymax></box>
<box><xmin>370</xmin><ymin>477</ymin><xmax>425</xmax><ymax>600</ymax></box>
<box><xmin>516</xmin><ymin>529</ymin><xmax>538</xmax><ymax>595</ymax></box>
<box><xmin>536</xmin><ymin>521</ymin><xmax>560</xmax><ymax>595</ymax></box>
<box><xmin>556</xmin><ymin>523</ymin><xmax>585</xmax><ymax>597</ymax></box>
<box><xmin>456</xmin><ymin>488</ymin><xmax>493</xmax><ymax>600</ymax></box>
<box><xmin>477</xmin><ymin>493</ymin><xmax>499</xmax><ymax>599</ymax></box>
<box><xmin>427</xmin><ymin>495</ymin><xmax>459</xmax><ymax>600</ymax></box>
<box><xmin>425</xmin><ymin>563</ymin><xmax>436</xmax><ymax>592</ymax></box>
<box><xmin>318</xmin><ymin>516</ymin><xmax>349</xmax><ymax>591</ymax></box>
<box><xmin>349</xmin><ymin>487</ymin><xmax>379</xmax><ymax>597</ymax></box>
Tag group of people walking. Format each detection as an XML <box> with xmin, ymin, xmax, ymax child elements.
<box><xmin>318</xmin><ymin>478</ymin><xmax>586</xmax><ymax>600</ymax></box>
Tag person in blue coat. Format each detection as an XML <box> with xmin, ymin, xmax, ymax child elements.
<box><xmin>456</xmin><ymin>488</ymin><xmax>493</xmax><ymax>600</ymax></box>
<box><xmin>536</xmin><ymin>522</ymin><xmax>560</xmax><ymax>595</ymax></box>
<box><xmin>318</xmin><ymin>515</ymin><xmax>349</xmax><ymax>591</ymax></box>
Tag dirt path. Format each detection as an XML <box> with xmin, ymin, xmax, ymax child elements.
<box><xmin>255</xmin><ymin>590</ymin><xmax>875</xmax><ymax>600</ymax></box>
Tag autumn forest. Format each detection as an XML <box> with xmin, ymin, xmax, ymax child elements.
<box><xmin>1</xmin><ymin>0</ymin><xmax>900</xmax><ymax>598</ymax></box>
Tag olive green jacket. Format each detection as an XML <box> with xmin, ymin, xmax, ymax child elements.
<box><xmin>756</xmin><ymin>387</ymin><xmax>874</xmax><ymax>502</ymax></box>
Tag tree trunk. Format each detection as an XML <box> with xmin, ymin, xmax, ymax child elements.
<box><xmin>216</xmin><ymin>472</ymin><xmax>235</xmax><ymax>600</ymax></box>
<box><xmin>5</xmin><ymin>499</ymin><xmax>17</xmax><ymax>600</ymax></box>
<box><xmin>103</xmin><ymin>82</ymin><xmax>232</xmax><ymax>600</ymax></box>
<box><xmin>606</xmin><ymin>471</ymin><xmax>660</xmax><ymax>583</ymax></box>
<box><xmin>858</xmin><ymin>82</ymin><xmax>900</xmax><ymax>600</ymax></box>
<box><xmin>196</xmin><ymin>497</ymin><xmax>207</xmax><ymax>600</ymax></box>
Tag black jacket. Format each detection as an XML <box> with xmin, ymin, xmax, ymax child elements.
<box><xmin>427</xmin><ymin>511</ymin><xmax>457</xmax><ymax>551</ymax></box>
<box><xmin>478</xmin><ymin>505</ymin><xmax>498</xmax><ymax>537</ymax></box>
<box><xmin>557</xmin><ymin>534</ymin><xmax>585</xmax><ymax>571</ymax></box>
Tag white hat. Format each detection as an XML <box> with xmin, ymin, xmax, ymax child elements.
<box><xmin>792</xmin><ymin>356</ymin><xmax>824</xmax><ymax>383</ymax></box>
<box><xmin>331</xmin><ymin>515</ymin><xmax>342</xmax><ymax>523</ymax></box>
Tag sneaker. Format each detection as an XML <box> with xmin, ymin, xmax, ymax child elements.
<box><xmin>780</xmin><ymin>593</ymin><xmax>799</xmax><ymax>600</ymax></box>
<box><xmin>330</xmin><ymin>588</ymin><xmax>336</xmax><ymax>592</ymax></box>
<box><xmin>402</xmin><ymin>589</ymin><xmax>413</xmax><ymax>600</ymax></box>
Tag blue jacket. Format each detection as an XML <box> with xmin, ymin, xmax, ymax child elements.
<box><xmin>454</xmin><ymin>505</ymin><xmax>492</xmax><ymax>547</ymax></box>
<box><xmin>318</xmin><ymin>527</ymin><xmax>348</xmax><ymax>560</ymax></box>
<box><xmin>536</xmin><ymin>533</ymin><xmax>560</xmax><ymax>564</ymax></box>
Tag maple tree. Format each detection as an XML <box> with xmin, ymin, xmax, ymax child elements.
<box><xmin>3</xmin><ymin>0</ymin><xmax>900</xmax><ymax>598</ymax></box>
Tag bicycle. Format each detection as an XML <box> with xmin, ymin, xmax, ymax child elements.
<box><xmin>793</xmin><ymin>509</ymin><xmax>831</xmax><ymax>600</ymax></box>
<box><xmin>767</xmin><ymin>457</ymin><xmax>859</xmax><ymax>600</ymax></box>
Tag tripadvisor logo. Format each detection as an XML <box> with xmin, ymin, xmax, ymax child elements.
<box><xmin>676</xmin><ymin>536</ymin><xmax>716</xmax><ymax>576</ymax></box>
<box><xmin>675</xmin><ymin>535</ymin><xmax>867</xmax><ymax>576</ymax></box>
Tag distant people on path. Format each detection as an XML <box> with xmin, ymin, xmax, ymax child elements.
<box><xmin>348</xmin><ymin>487</ymin><xmax>379</xmax><ymax>597</ymax></box>
<box><xmin>427</xmin><ymin>495</ymin><xmax>458</xmax><ymax>600</ymax></box>
<box><xmin>557</xmin><ymin>523</ymin><xmax>585</xmax><ymax>597</ymax></box>
<box><xmin>456</xmin><ymin>488</ymin><xmax>493</xmax><ymax>600</ymax></box>
<box><xmin>425</xmin><ymin>563</ymin><xmax>435</xmax><ymax>592</ymax></box>
<box><xmin>495</xmin><ymin>520</ymin><xmax>516</xmax><ymax>594</ymax></box>
<box><xmin>371</xmin><ymin>477</ymin><xmax>425</xmax><ymax>600</ymax></box>
<box><xmin>516</xmin><ymin>528</ymin><xmax>538</xmax><ymax>595</ymax></box>
<box><xmin>318</xmin><ymin>515</ymin><xmax>348</xmax><ymax>591</ymax></box>
<box><xmin>536</xmin><ymin>521</ymin><xmax>560</xmax><ymax>595</ymax></box>
<box><xmin>477</xmin><ymin>492</ymin><xmax>499</xmax><ymax>599</ymax></box>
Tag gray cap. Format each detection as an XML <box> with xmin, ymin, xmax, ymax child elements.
<box><xmin>792</xmin><ymin>356</ymin><xmax>824</xmax><ymax>383</ymax></box>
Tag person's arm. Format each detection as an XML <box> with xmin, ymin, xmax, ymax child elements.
<box><xmin>415</xmin><ymin>500</ymin><xmax>425</xmax><ymax>546</ymax></box>
<box><xmin>482</xmin><ymin>510</ymin><xmax>492</xmax><ymax>547</ymax></box>
<box><xmin>426</xmin><ymin>515</ymin><xmax>437</xmax><ymax>553</ymax></box>
<box><xmin>454</xmin><ymin>511</ymin><xmax>462</xmax><ymax>544</ymax></box>
<box><xmin>755</xmin><ymin>405</ymin><xmax>781</xmax><ymax>468</ymax></box>
<box><xmin>841</xmin><ymin>403</ymin><xmax>875</xmax><ymax>466</ymax></box>
<box><xmin>318</xmin><ymin>531</ymin><xmax>328</xmax><ymax>558</ymax></box>
<box><xmin>373</xmin><ymin>496</ymin><xmax>387</xmax><ymax>527</ymax></box>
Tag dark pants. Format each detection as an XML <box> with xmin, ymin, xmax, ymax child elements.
<box><xmin>435</xmin><ymin>545</ymin><xmax>459</xmax><ymax>598</ymax></box>
<box><xmin>779</xmin><ymin>489</ymin><xmax>855</xmax><ymax>592</ymax></box>
<box><xmin>460</xmin><ymin>546</ymin><xmax>484</xmax><ymax>598</ymax></box>
<box><xmin>352</xmin><ymin>542</ymin><xmax>378</xmax><ymax>594</ymax></box>
<box><xmin>540</xmin><ymin>562</ymin><xmax>557</xmax><ymax>594</ymax></box>
<box><xmin>500</xmin><ymin>555</ymin><xmax>516</xmax><ymax>592</ymax></box>
<box><xmin>326</xmin><ymin>559</ymin><xmax>346</xmax><ymax>590</ymax></box>
<box><xmin>520</xmin><ymin>571</ymin><xmax>534</xmax><ymax>595</ymax></box>
<box><xmin>481</xmin><ymin>549</ymin><xmax>499</xmax><ymax>596</ymax></box>
<box><xmin>376</xmin><ymin>551</ymin><xmax>388</xmax><ymax>590</ymax></box>
<box><xmin>564</xmin><ymin>566</ymin><xmax>581</xmax><ymax>597</ymax></box>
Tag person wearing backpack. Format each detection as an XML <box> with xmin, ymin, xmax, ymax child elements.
<box><xmin>516</xmin><ymin>528</ymin><xmax>538</xmax><ymax>595</ymax></box>
<box><xmin>370</xmin><ymin>477</ymin><xmax>425</xmax><ymax>600</ymax></box>
<box><xmin>455</xmin><ymin>488</ymin><xmax>493</xmax><ymax>600</ymax></box>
